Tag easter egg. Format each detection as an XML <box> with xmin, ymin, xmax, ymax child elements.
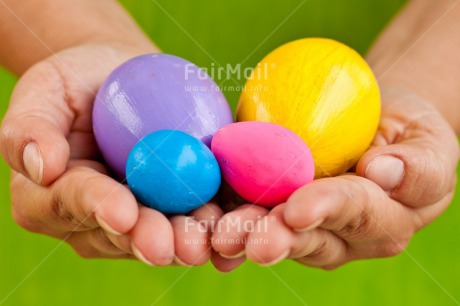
<box><xmin>93</xmin><ymin>54</ymin><xmax>233</xmax><ymax>179</ymax></box>
<box><xmin>237</xmin><ymin>38</ymin><xmax>380</xmax><ymax>178</ymax></box>
<box><xmin>126</xmin><ymin>130</ymin><xmax>221</xmax><ymax>214</ymax></box>
<box><xmin>211</xmin><ymin>122</ymin><xmax>314</xmax><ymax>207</ymax></box>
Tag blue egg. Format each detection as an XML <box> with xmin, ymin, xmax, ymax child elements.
<box><xmin>126</xmin><ymin>130</ymin><xmax>221</xmax><ymax>214</ymax></box>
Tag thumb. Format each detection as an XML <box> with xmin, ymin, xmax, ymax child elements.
<box><xmin>0</xmin><ymin>63</ymin><xmax>71</xmax><ymax>185</ymax></box>
<box><xmin>356</xmin><ymin>91</ymin><xmax>459</xmax><ymax>208</ymax></box>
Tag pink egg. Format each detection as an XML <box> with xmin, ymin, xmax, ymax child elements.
<box><xmin>211</xmin><ymin>122</ymin><xmax>315</xmax><ymax>207</ymax></box>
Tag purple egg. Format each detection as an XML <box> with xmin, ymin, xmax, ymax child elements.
<box><xmin>93</xmin><ymin>54</ymin><xmax>234</xmax><ymax>179</ymax></box>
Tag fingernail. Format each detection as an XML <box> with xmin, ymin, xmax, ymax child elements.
<box><xmin>365</xmin><ymin>155</ymin><xmax>404</xmax><ymax>191</ymax></box>
<box><xmin>259</xmin><ymin>249</ymin><xmax>290</xmax><ymax>267</ymax></box>
<box><xmin>294</xmin><ymin>218</ymin><xmax>325</xmax><ymax>233</ymax></box>
<box><xmin>173</xmin><ymin>256</ymin><xmax>192</xmax><ymax>267</ymax></box>
<box><xmin>23</xmin><ymin>142</ymin><xmax>43</xmax><ymax>184</ymax></box>
<box><xmin>95</xmin><ymin>214</ymin><xmax>122</xmax><ymax>236</ymax></box>
<box><xmin>219</xmin><ymin>250</ymin><xmax>245</xmax><ymax>259</ymax></box>
<box><xmin>132</xmin><ymin>245</ymin><xmax>155</xmax><ymax>266</ymax></box>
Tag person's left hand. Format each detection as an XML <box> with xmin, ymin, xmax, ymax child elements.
<box><xmin>212</xmin><ymin>88</ymin><xmax>459</xmax><ymax>270</ymax></box>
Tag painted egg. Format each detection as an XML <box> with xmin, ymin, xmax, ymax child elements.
<box><xmin>211</xmin><ymin>121</ymin><xmax>314</xmax><ymax>207</ymax></box>
<box><xmin>93</xmin><ymin>54</ymin><xmax>233</xmax><ymax>179</ymax></box>
<box><xmin>237</xmin><ymin>38</ymin><xmax>380</xmax><ymax>178</ymax></box>
<box><xmin>126</xmin><ymin>130</ymin><xmax>221</xmax><ymax>214</ymax></box>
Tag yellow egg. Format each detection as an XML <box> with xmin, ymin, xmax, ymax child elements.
<box><xmin>237</xmin><ymin>38</ymin><xmax>380</xmax><ymax>178</ymax></box>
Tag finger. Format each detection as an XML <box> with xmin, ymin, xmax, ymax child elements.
<box><xmin>245</xmin><ymin>205</ymin><xmax>290</xmax><ymax>265</ymax></box>
<box><xmin>190</xmin><ymin>202</ymin><xmax>247</xmax><ymax>272</ymax></box>
<box><xmin>413</xmin><ymin>186</ymin><xmax>455</xmax><ymax>226</ymax></box>
<box><xmin>10</xmin><ymin>165</ymin><xmax>138</xmax><ymax>236</ymax></box>
<box><xmin>106</xmin><ymin>232</ymin><xmax>133</xmax><ymax>254</ymax></box>
<box><xmin>210</xmin><ymin>250</ymin><xmax>246</xmax><ymax>273</ymax></box>
<box><xmin>245</xmin><ymin>205</ymin><xmax>349</xmax><ymax>268</ymax></box>
<box><xmin>356</xmin><ymin>91</ymin><xmax>459</xmax><ymax>207</ymax></box>
<box><xmin>0</xmin><ymin>63</ymin><xmax>73</xmax><ymax>185</ymax></box>
<box><xmin>212</xmin><ymin>204</ymin><xmax>269</xmax><ymax>259</ymax></box>
<box><xmin>66</xmin><ymin>228</ymin><xmax>134</xmax><ymax>259</ymax></box>
<box><xmin>291</xmin><ymin>228</ymin><xmax>349</xmax><ymax>270</ymax></box>
<box><xmin>130</xmin><ymin>206</ymin><xmax>174</xmax><ymax>266</ymax></box>
<box><xmin>56</xmin><ymin>167</ymin><xmax>139</xmax><ymax>235</ymax></box>
<box><xmin>187</xmin><ymin>201</ymin><xmax>224</xmax><ymax>232</ymax></box>
<box><xmin>284</xmin><ymin>176</ymin><xmax>415</xmax><ymax>255</ymax></box>
<box><xmin>177</xmin><ymin>203</ymin><xmax>225</xmax><ymax>267</ymax></box>
<box><xmin>170</xmin><ymin>216</ymin><xmax>209</xmax><ymax>266</ymax></box>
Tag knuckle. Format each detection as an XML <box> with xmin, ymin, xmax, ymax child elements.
<box><xmin>9</xmin><ymin>176</ymin><xmax>42</xmax><ymax>233</ymax></box>
<box><xmin>67</xmin><ymin>229</ymin><xmax>123</xmax><ymax>259</ymax></box>
<box><xmin>92</xmin><ymin>228</ymin><xmax>122</xmax><ymax>254</ymax></box>
<box><xmin>11</xmin><ymin>205</ymin><xmax>40</xmax><ymax>233</ymax></box>
<box><xmin>70</xmin><ymin>244</ymin><xmax>99</xmax><ymax>259</ymax></box>
<box><xmin>420</xmin><ymin>151</ymin><xmax>445</xmax><ymax>184</ymax></box>
<box><xmin>412</xmin><ymin>211</ymin><xmax>425</xmax><ymax>232</ymax></box>
<box><xmin>51</xmin><ymin>170</ymin><xmax>97</xmax><ymax>229</ymax></box>
<box><xmin>0</xmin><ymin>121</ymin><xmax>8</xmax><ymax>147</ymax></box>
<box><xmin>404</xmin><ymin>148</ymin><xmax>451</xmax><ymax>203</ymax></box>
<box><xmin>321</xmin><ymin>264</ymin><xmax>340</xmax><ymax>271</ymax></box>
<box><xmin>338</xmin><ymin>210</ymin><xmax>372</xmax><ymax>239</ymax></box>
<box><xmin>51</xmin><ymin>195</ymin><xmax>82</xmax><ymax>228</ymax></box>
<box><xmin>305</xmin><ymin>239</ymin><xmax>330</xmax><ymax>261</ymax></box>
<box><xmin>0</xmin><ymin>119</ymin><xmax>16</xmax><ymax>164</ymax></box>
<box><xmin>0</xmin><ymin>118</ymin><xmax>13</xmax><ymax>142</ymax></box>
<box><xmin>377</xmin><ymin>239</ymin><xmax>409</xmax><ymax>258</ymax></box>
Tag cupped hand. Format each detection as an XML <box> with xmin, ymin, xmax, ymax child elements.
<box><xmin>0</xmin><ymin>44</ymin><xmax>240</xmax><ymax>270</ymax></box>
<box><xmin>213</xmin><ymin>88</ymin><xmax>459</xmax><ymax>270</ymax></box>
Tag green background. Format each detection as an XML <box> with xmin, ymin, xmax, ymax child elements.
<box><xmin>1</xmin><ymin>0</ymin><xmax>459</xmax><ymax>305</ymax></box>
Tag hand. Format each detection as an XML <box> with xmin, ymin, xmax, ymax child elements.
<box><xmin>212</xmin><ymin>88</ymin><xmax>459</xmax><ymax>270</ymax></box>
<box><xmin>0</xmin><ymin>44</ymin><xmax>242</xmax><ymax>270</ymax></box>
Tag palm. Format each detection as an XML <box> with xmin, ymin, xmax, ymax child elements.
<box><xmin>213</xmin><ymin>90</ymin><xmax>458</xmax><ymax>270</ymax></box>
<box><xmin>4</xmin><ymin>45</ymin><xmax>244</xmax><ymax>271</ymax></box>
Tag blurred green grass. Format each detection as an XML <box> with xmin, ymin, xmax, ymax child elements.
<box><xmin>1</xmin><ymin>0</ymin><xmax>460</xmax><ymax>305</ymax></box>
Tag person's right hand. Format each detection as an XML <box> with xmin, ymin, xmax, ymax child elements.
<box><xmin>0</xmin><ymin>44</ymin><xmax>243</xmax><ymax>271</ymax></box>
<box><xmin>212</xmin><ymin>88</ymin><xmax>459</xmax><ymax>270</ymax></box>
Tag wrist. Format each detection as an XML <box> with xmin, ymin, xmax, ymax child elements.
<box><xmin>0</xmin><ymin>0</ymin><xmax>159</xmax><ymax>75</ymax></box>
